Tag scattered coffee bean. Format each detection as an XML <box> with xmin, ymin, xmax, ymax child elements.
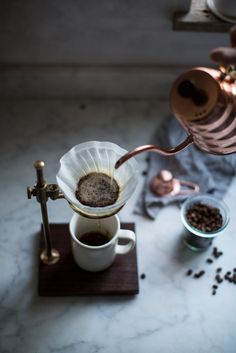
<box><xmin>213</xmin><ymin>247</ymin><xmax>217</xmax><ymax>256</ymax></box>
<box><xmin>186</xmin><ymin>269</ymin><xmax>193</xmax><ymax>276</ymax></box>
<box><xmin>215</xmin><ymin>274</ymin><xmax>223</xmax><ymax>284</ymax></box>
<box><xmin>140</xmin><ymin>273</ymin><xmax>146</xmax><ymax>279</ymax></box>
<box><xmin>185</xmin><ymin>250</ymin><xmax>236</xmax><ymax>295</ymax></box>
<box><xmin>212</xmin><ymin>247</ymin><xmax>223</xmax><ymax>259</ymax></box>
<box><xmin>186</xmin><ymin>203</ymin><xmax>223</xmax><ymax>233</ymax></box>
<box><xmin>194</xmin><ymin>270</ymin><xmax>205</xmax><ymax>278</ymax></box>
<box><xmin>224</xmin><ymin>271</ymin><xmax>236</xmax><ymax>284</ymax></box>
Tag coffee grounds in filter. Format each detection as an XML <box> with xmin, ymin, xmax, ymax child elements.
<box><xmin>75</xmin><ymin>172</ymin><xmax>120</xmax><ymax>207</ymax></box>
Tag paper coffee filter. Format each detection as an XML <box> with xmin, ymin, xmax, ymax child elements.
<box><xmin>56</xmin><ymin>141</ymin><xmax>139</xmax><ymax>218</ymax></box>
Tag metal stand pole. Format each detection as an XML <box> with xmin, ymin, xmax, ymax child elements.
<box><xmin>27</xmin><ymin>161</ymin><xmax>60</xmax><ymax>265</ymax></box>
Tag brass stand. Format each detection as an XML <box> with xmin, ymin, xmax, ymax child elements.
<box><xmin>27</xmin><ymin>161</ymin><xmax>64</xmax><ymax>265</ymax></box>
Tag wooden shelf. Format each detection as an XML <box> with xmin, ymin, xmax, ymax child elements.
<box><xmin>173</xmin><ymin>0</ymin><xmax>232</xmax><ymax>32</ymax></box>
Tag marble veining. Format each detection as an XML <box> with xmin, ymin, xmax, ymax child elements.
<box><xmin>0</xmin><ymin>100</ymin><xmax>236</xmax><ymax>353</ymax></box>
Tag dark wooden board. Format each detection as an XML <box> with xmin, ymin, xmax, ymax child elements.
<box><xmin>38</xmin><ymin>223</ymin><xmax>139</xmax><ymax>296</ymax></box>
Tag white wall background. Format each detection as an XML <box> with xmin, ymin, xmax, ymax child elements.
<box><xmin>0</xmin><ymin>0</ymin><xmax>230</xmax><ymax>98</ymax></box>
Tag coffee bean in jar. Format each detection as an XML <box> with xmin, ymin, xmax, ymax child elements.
<box><xmin>186</xmin><ymin>202</ymin><xmax>223</xmax><ymax>232</ymax></box>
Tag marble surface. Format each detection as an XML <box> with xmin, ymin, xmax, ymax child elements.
<box><xmin>1</xmin><ymin>99</ymin><xmax>236</xmax><ymax>353</ymax></box>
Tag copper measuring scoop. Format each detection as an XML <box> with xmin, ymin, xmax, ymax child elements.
<box><xmin>149</xmin><ymin>170</ymin><xmax>199</xmax><ymax>197</ymax></box>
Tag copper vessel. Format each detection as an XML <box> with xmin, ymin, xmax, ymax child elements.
<box><xmin>115</xmin><ymin>65</ymin><xmax>236</xmax><ymax>169</ymax></box>
<box><xmin>150</xmin><ymin>170</ymin><xmax>199</xmax><ymax>197</ymax></box>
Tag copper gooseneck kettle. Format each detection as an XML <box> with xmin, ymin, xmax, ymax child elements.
<box><xmin>115</xmin><ymin>65</ymin><xmax>236</xmax><ymax>169</ymax></box>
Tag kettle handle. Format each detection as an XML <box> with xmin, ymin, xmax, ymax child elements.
<box><xmin>219</xmin><ymin>64</ymin><xmax>236</xmax><ymax>81</ymax></box>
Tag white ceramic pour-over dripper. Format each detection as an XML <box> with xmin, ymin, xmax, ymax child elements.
<box><xmin>56</xmin><ymin>141</ymin><xmax>139</xmax><ymax>218</ymax></box>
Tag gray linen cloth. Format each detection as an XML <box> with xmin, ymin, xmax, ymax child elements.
<box><xmin>135</xmin><ymin>116</ymin><xmax>236</xmax><ymax>219</ymax></box>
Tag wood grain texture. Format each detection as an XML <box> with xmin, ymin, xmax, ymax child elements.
<box><xmin>173</xmin><ymin>0</ymin><xmax>232</xmax><ymax>32</ymax></box>
<box><xmin>38</xmin><ymin>223</ymin><xmax>139</xmax><ymax>296</ymax></box>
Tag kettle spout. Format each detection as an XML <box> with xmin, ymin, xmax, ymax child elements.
<box><xmin>115</xmin><ymin>135</ymin><xmax>193</xmax><ymax>169</ymax></box>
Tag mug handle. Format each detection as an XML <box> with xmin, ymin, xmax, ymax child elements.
<box><xmin>115</xmin><ymin>230</ymin><xmax>136</xmax><ymax>255</ymax></box>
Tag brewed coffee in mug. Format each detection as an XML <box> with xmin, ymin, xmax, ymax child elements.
<box><xmin>69</xmin><ymin>213</ymin><xmax>136</xmax><ymax>272</ymax></box>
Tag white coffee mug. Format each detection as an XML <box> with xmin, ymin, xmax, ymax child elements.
<box><xmin>69</xmin><ymin>213</ymin><xmax>136</xmax><ymax>272</ymax></box>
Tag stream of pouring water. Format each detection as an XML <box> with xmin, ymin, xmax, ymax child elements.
<box><xmin>110</xmin><ymin>164</ymin><xmax>114</xmax><ymax>187</ymax></box>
